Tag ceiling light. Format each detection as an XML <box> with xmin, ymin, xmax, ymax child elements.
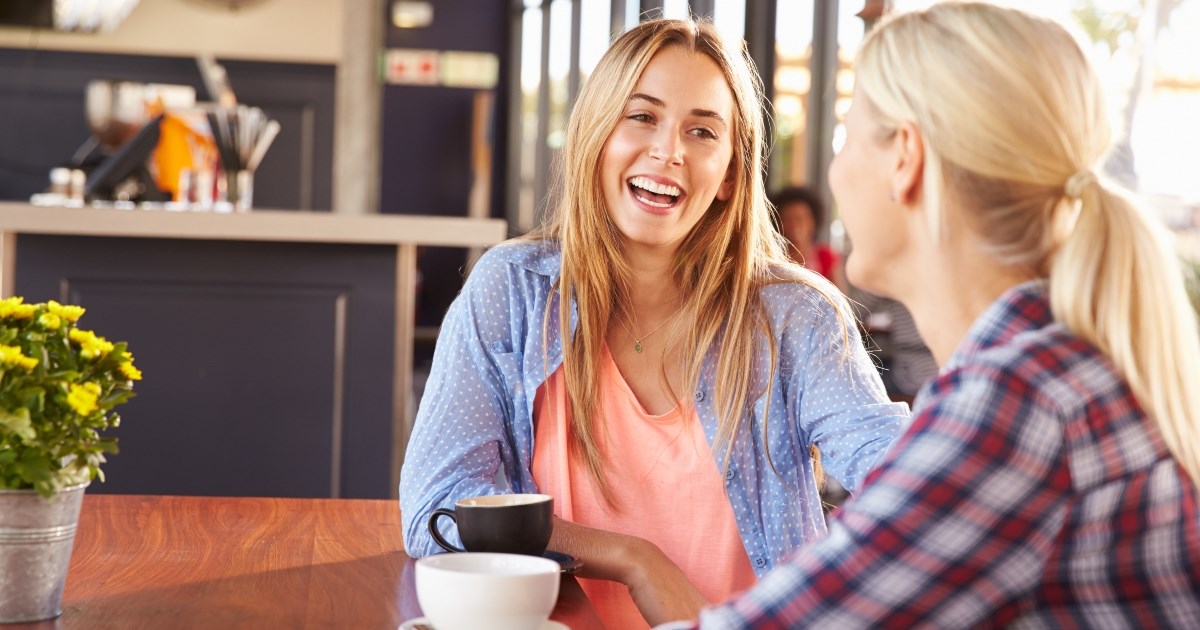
<box><xmin>392</xmin><ymin>1</ymin><xmax>433</xmax><ymax>29</ymax></box>
<box><xmin>54</xmin><ymin>0</ymin><xmax>142</xmax><ymax>33</ymax></box>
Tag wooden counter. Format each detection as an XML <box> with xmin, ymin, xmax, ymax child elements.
<box><xmin>0</xmin><ymin>203</ymin><xmax>509</xmax><ymax>499</ymax></box>
<box><xmin>0</xmin><ymin>203</ymin><xmax>507</xmax><ymax>248</ymax></box>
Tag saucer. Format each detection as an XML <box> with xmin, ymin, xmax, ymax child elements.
<box><xmin>425</xmin><ymin>550</ymin><xmax>582</xmax><ymax>574</ymax></box>
<box><xmin>399</xmin><ymin>617</ymin><xmax>568</xmax><ymax>630</ymax></box>
<box><xmin>544</xmin><ymin>550</ymin><xmax>583</xmax><ymax>575</ymax></box>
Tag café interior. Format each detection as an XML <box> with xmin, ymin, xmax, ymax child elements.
<box><xmin>0</xmin><ymin>0</ymin><xmax>1198</xmax><ymax>627</ymax></box>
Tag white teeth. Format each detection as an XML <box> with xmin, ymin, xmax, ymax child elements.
<box><xmin>629</xmin><ymin>176</ymin><xmax>681</xmax><ymax>197</ymax></box>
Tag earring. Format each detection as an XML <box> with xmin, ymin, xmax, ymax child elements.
<box><xmin>889</xmin><ymin>191</ymin><xmax>897</xmax><ymax>202</ymax></box>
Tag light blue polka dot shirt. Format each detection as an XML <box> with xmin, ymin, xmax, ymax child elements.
<box><xmin>400</xmin><ymin>239</ymin><xmax>908</xmax><ymax>575</ymax></box>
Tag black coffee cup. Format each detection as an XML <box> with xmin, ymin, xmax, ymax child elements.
<box><xmin>428</xmin><ymin>494</ymin><xmax>553</xmax><ymax>556</ymax></box>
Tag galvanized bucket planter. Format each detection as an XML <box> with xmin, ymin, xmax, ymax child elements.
<box><xmin>0</xmin><ymin>482</ymin><xmax>88</xmax><ymax>623</ymax></box>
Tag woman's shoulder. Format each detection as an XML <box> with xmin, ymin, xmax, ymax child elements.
<box><xmin>935</xmin><ymin>321</ymin><xmax>1127</xmax><ymax>424</ymax></box>
<box><xmin>472</xmin><ymin>238</ymin><xmax>562</xmax><ymax>278</ymax></box>
<box><xmin>758</xmin><ymin>264</ymin><xmax>851</xmax><ymax>324</ymax></box>
<box><xmin>450</xmin><ymin>240</ymin><xmax>561</xmax><ymax>332</ymax></box>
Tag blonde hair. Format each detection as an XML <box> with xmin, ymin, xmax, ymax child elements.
<box><xmin>528</xmin><ymin>18</ymin><xmax>847</xmax><ymax>503</ymax></box>
<box><xmin>857</xmin><ymin>2</ymin><xmax>1200</xmax><ymax>483</ymax></box>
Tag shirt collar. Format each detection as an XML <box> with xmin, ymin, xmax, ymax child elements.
<box><xmin>942</xmin><ymin>279</ymin><xmax>1053</xmax><ymax>372</ymax></box>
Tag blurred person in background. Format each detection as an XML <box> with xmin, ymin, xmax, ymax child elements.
<box><xmin>851</xmin><ymin>289</ymin><xmax>937</xmax><ymax>404</ymax></box>
<box><xmin>770</xmin><ymin>186</ymin><xmax>847</xmax><ymax>291</ymax></box>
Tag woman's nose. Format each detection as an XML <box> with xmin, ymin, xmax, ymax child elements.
<box><xmin>648</xmin><ymin>130</ymin><xmax>683</xmax><ymax>165</ymax></box>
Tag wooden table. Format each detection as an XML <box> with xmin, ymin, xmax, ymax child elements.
<box><xmin>10</xmin><ymin>494</ymin><xmax>603</xmax><ymax>629</ymax></box>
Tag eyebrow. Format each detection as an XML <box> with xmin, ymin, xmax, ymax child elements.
<box><xmin>630</xmin><ymin>92</ymin><xmax>728</xmax><ymax>129</ymax></box>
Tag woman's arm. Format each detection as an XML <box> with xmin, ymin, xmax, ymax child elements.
<box><xmin>792</xmin><ymin>289</ymin><xmax>909</xmax><ymax>491</ymax></box>
<box><xmin>399</xmin><ymin>248</ymin><xmax>526</xmax><ymax>557</ymax></box>
<box><xmin>550</xmin><ymin>517</ymin><xmax>709</xmax><ymax>626</ymax></box>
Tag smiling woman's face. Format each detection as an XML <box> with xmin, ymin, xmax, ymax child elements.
<box><xmin>599</xmin><ymin>46</ymin><xmax>736</xmax><ymax>253</ymax></box>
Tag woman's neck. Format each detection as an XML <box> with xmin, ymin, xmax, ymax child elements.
<box><xmin>898</xmin><ymin>238</ymin><xmax>1035</xmax><ymax>367</ymax></box>
<box><xmin>621</xmin><ymin>243</ymin><xmax>683</xmax><ymax>319</ymax></box>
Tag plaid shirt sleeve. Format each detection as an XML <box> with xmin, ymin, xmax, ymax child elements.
<box><xmin>676</xmin><ymin>357</ymin><xmax>1075</xmax><ymax>629</ymax></box>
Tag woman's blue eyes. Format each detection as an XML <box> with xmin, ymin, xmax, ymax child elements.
<box><xmin>625</xmin><ymin>113</ymin><xmax>718</xmax><ymax>140</ymax></box>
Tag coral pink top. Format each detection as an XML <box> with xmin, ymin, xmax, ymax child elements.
<box><xmin>532</xmin><ymin>345</ymin><xmax>756</xmax><ymax>629</ymax></box>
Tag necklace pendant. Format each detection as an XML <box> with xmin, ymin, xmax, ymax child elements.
<box><xmin>634</xmin><ymin>341</ymin><xmax>644</xmax><ymax>353</ymax></box>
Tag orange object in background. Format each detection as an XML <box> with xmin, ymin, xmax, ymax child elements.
<box><xmin>154</xmin><ymin>111</ymin><xmax>215</xmax><ymax>200</ymax></box>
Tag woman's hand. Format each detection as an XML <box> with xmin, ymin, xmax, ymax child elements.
<box><xmin>549</xmin><ymin>517</ymin><xmax>708</xmax><ymax>626</ymax></box>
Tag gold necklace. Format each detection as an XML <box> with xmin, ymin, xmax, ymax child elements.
<box><xmin>616</xmin><ymin>308</ymin><xmax>680</xmax><ymax>353</ymax></box>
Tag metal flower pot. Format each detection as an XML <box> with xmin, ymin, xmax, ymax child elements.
<box><xmin>0</xmin><ymin>482</ymin><xmax>88</xmax><ymax>623</ymax></box>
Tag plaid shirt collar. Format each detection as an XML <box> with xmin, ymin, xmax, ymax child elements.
<box><xmin>942</xmin><ymin>278</ymin><xmax>1053</xmax><ymax>373</ymax></box>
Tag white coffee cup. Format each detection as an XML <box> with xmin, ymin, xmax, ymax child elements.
<box><xmin>415</xmin><ymin>552</ymin><xmax>560</xmax><ymax>630</ymax></box>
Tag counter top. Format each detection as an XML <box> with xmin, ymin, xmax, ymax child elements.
<box><xmin>0</xmin><ymin>202</ymin><xmax>509</xmax><ymax>247</ymax></box>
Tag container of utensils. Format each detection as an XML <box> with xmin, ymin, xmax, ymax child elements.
<box><xmin>206</xmin><ymin>104</ymin><xmax>280</xmax><ymax>212</ymax></box>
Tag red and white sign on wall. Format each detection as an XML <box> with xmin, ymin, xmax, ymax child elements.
<box><xmin>385</xmin><ymin>49</ymin><xmax>439</xmax><ymax>85</ymax></box>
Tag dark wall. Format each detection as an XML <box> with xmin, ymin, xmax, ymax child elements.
<box><xmin>381</xmin><ymin>1</ymin><xmax>513</xmax><ymax>326</ymax></box>
<box><xmin>0</xmin><ymin>48</ymin><xmax>334</xmax><ymax>210</ymax></box>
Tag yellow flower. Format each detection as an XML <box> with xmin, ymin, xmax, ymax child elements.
<box><xmin>66</xmin><ymin>382</ymin><xmax>102</xmax><ymax>416</ymax></box>
<box><xmin>38</xmin><ymin>312</ymin><xmax>62</xmax><ymax>330</ymax></box>
<box><xmin>119</xmin><ymin>361</ymin><xmax>142</xmax><ymax>381</ymax></box>
<box><xmin>47</xmin><ymin>300</ymin><xmax>85</xmax><ymax>323</ymax></box>
<box><xmin>0</xmin><ymin>345</ymin><xmax>38</xmax><ymax>370</ymax></box>
<box><xmin>0</xmin><ymin>296</ymin><xmax>23</xmax><ymax>319</ymax></box>
<box><xmin>69</xmin><ymin>328</ymin><xmax>114</xmax><ymax>359</ymax></box>
<box><xmin>0</xmin><ymin>296</ymin><xmax>35</xmax><ymax>319</ymax></box>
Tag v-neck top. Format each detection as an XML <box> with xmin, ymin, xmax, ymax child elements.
<box><xmin>532</xmin><ymin>345</ymin><xmax>756</xmax><ymax>629</ymax></box>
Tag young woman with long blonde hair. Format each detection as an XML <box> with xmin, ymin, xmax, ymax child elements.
<box><xmin>675</xmin><ymin>3</ymin><xmax>1200</xmax><ymax>627</ymax></box>
<box><xmin>400</xmin><ymin>18</ymin><xmax>906</xmax><ymax>628</ymax></box>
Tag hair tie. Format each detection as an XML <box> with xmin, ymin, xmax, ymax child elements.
<box><xmin>1064</xmin><ymin>169</ymin><xmax>1097</xmax><ymax>200</ymax></box>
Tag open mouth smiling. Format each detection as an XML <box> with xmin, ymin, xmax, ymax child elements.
<box><xmin>628</xmin><ymin>176</ymin><xmax>684</xmax><ymax>209</ymax></box>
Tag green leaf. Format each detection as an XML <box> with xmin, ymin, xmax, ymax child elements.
<box><xmin>101</xmin><ymin>391</ymin><xmax>135</xmax><ymax>407</ymax></box>
<box><xmin>15</xmin><ymin>449</ymin><xmax>54</xmax><ymax>487</ymax></box>
<box><xmin>0</xmin><ymin>408</ymin><xmax>35</xmax><ymax>442</ymax></box>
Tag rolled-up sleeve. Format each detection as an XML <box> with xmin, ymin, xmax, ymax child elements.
<box><xmin>789</xmin><ymin>289</ymin><xmax>908</xmax><ymax>491</ymax></box>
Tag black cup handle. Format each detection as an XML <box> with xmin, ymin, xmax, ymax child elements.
<box><xmin>428</xmin><ymin>508</ymin><xmax>465</xmax><ymax>553</ymax></box>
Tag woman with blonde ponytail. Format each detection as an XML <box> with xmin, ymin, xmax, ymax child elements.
<box><xmin>400</xmin><ymin>17</ymin><xmax>906</xmax><ymax>629</ymax></box>
<box><xmin>673</xmin><ymin>3</ymin><xmax>1200</xmax><ymax>628</ymax></box>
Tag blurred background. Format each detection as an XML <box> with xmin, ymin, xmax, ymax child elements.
<box><xmin>4</xmin><ymin>0</ymin><xmax>1198</xmax><ymax>330</ymax></box>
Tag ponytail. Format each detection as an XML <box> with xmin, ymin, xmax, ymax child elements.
<box><xmin>1051</xmin><ymin>178</ymin><xmax>1200</xmax><ymax>484</ymax></box>
<box><xmin>857</xmin><ymin>3</ymin><xmax>1200</xmax><ymax>484</ymax></box>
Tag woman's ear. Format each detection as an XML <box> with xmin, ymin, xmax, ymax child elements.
<box><xmin>716</xmin><ymin>163</ymin><xmax>735</xmax><ymax>201</ymax></box>
<box><xmin>891</xmin><ymin>121</ymin><xmax>924</xmax><ymax>205</ymax></box>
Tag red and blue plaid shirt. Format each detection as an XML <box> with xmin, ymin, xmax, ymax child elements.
<box><xmin>674</xmin><ymin>281</ymin><xmax>1200</xmax><ymax>629</ymax></box>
